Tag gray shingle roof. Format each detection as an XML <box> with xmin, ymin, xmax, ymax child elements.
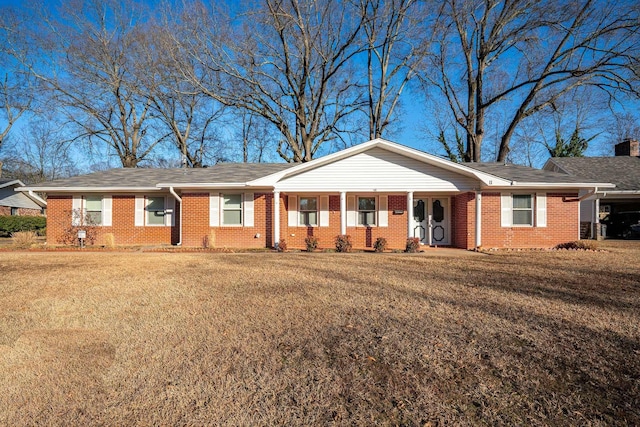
<box><xmin>464</xmin><ymin>162</ymin><xmax>603</xmax><ymax>184</ymax></box>
<box><xmin>544</xmin><ymin>157</ymin><xmax>640</xmax><ymax>191</ymax></box>
<box><xmin>31</xmin><ymin>163</ymin><xmax>295</xmax><ymax>189</ymax></box>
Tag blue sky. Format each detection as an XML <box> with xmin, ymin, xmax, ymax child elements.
<box><xmin>1</xmin><ymin>0</ymin><xmax>639</xmax><ymax>171</ymax></box>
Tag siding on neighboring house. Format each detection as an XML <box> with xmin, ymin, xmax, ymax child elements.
<box><xmin>0</xmin><ymin>184</ymin><xmax>44</xmax><ymax>216</ymax></box>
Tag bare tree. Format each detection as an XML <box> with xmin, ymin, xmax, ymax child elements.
<box><xmin>0</xmin><ymin>7</ymin><xmax>34</xmax><ymax>152</ymax></box>
<box><xmin>236</xmin><ymin>110</ymin><xmax>278</xmax><ymax>163</ymax></box>
<box><xmin>425</xmin><ymin>0</ymin><xmax>640</xmax><ymax>162</ymax></box>
<box><xmin>0</xmin><ymin>118</ymin><xmax>77</xmax><ymax>183</ymax></box>
<box><xmin>607</xmin><ymin>111</ymin><xmax>640</xmax><ymax>146</ymax></box>
<box><xmin>9</xmin><ymin>0</ymin><xmax>168</xmax><ymax>168</ymax></box>
<box><xmin>177</xmin><ymin>0</ymin><xmax>367</xmax><ymax>162</ymax></box>
<box><xmin>361</xmin><ymin>0</ymin><xmax>430</xmax><ymax>140</ymax></box>
<box><xmin>135</xmin><ymin>15</ymin><xmax>227</xmax><ymax>168</ymax></box>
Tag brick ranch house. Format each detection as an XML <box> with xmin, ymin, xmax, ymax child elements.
<box><xmin>19</xmin><ymin>139</ymin><xmax>614</xmax><ymax>250</ymax></box>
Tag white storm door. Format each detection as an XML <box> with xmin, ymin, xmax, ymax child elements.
<box><xmin>413</xmin><ymin>199</ymin><xmax>428</xmax><ymax>244</ymax></box>
<box><xmin>429</xmin><ymin>197</ymin><xmax>449</xmax><ymax>245</ymax></box>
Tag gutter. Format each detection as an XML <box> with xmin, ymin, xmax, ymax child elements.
<box><xmin>168</xmin><ymin>186</ymin><xmax>183</xmax><ymax>246</ymax></box>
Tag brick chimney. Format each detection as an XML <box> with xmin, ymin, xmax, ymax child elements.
<box><xmin>615</xmin><ymin>138</ymin><xmax>640</xmax><ymax>157</ymax></box>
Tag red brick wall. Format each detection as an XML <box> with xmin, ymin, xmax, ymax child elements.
<box><xmin>280</xmin><ymin>194</ymin><xmax>408</xmax><ymax>250</ymax></box>
<box><xmin>480</xmin><ymin>192</ymin><xmax>579</xmax><ymax>248</ymax></box>
<box><xmin>180</xmin><ymin>192</ymin><xmax>272</xmax><ymax>248</ymax></box>
<box><xmin>45</xmin><ymin>190</ymin><xmax>580</xmax><ymax>249</ymax></box>
<box><xmin>451</xmin><ymin>192</ymin><xmax>475</xmax><ymax>249</ymax></box>
<box><xmin>0</xmin><ymin>206</ymin><xmax>44</xmax><ymax>216</ymax></box>
<box><xmin>46</xmin><ymin>195</ymin><xmax>177</xmax><ymax>246</ymax></box>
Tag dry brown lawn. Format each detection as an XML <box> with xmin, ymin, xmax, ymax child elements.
<box><xmin>0</xmin><ymin>242</ymin><xmax>639</xmax><ymax>426</ymax></box>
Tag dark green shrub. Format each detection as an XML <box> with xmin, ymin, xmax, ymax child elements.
<box><xmin>373</xmin><ymin>237</ymin><xmax>388</xmax><ymax>252</ymax></box>
<box><xmin>335</xmin><ymin>234</ymin><xmax>352</xmax><ymax>253</ymax></box>
<box><xmin>405</xmin><ymin>237</ymin><xmax>420</xmax><ymax>253</ymax></box>
<box><xmin>0</xmin><ymin>216</ymin><xmax>46</xmax><ymax>237</ymax></box>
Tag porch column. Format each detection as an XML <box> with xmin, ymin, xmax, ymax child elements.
<box><xmin>274</xmin><ymin>191</ymin><xmax>280</xmax><ymax>248</ymax></box>
<box><xmin>340</xmin><ymin>192</ymin><xmax>347</xmax><ymax>235</ymax></box>
<box><xmin>407</xmin><ymin>191</ymin><xmax>414</xmax><ymax>238</ymax></box>
<box><xmin>475</xmin><ymin>191</ymin><xmax>482</xmax><ymax>248</ymax></box>
<box><xmin>593</xmin><ymin>197</ymin><xmax>600</xmax><ymax>239</ymax></box>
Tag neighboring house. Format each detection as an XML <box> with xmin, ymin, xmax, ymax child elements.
<box><xmin>544</xmin><ymin>139</ymin><xmax>640</xmax><ymax>239</ymax></box>
<box><xmin>19</xmin><ymin>139</ymin><xmax>613</xmax><ymax>250</ymax></box>
<box><xmin>0</xmin><ymin>179</ymin><xmax>47</xmax><ymax>216</ymax></box>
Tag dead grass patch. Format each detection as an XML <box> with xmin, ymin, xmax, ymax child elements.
<box><xmin>0</xmin><ymin>242</ymin><xmax>639</xmax><ymax>425</ymax></box>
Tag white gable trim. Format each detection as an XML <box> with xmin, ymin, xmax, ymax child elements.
<box><xmin>247</xmin><ymin>139</ymin><xmax>511</xmax><ymax>188</ymax></box>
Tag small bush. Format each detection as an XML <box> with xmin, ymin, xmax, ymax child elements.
<box><xmin>405</xmin><ymin>237</ymin><xmax>420</xmax><ymax>253</ymax></box>
<box><xmin>277</xmin><ymin>239</ymin><xmax>288</xmax><ymax>252</ymax></box>
<box><xmin>304</xmin><ymin>235</ymin><xmax>319</xmax><ymax>252</ymax></box>
<box><xmin>373</xmin><ymin>237</ymin><xmax>388</xmax><ymax>252</ymax></box>
<box><xmin>12</xmin><ymin>231</ymin><xmax>37</xmax><ymax>249</ymax></box>
<box><xmin>555</xmin><ymin>240</ymin><xmax>598</xmax><ymax>251</ymax></box>
<box><xmin>104</xmin><ymin>233</ymin><xmax>115</xmax><ymax>248</ymax></box>
<box><xmin>204</xmin><ymin>230</ymin><xmax>216</xmax><ymax>248</ymax></box>
<box><xmin>0</xmin><ymin>215</ymin><xmax>46</xmax><ymax>237</ymax></box>
<box><xmin>335</xmin><ymin>234</ymin><xmax>352</xmax><ymax>253</ymax></box>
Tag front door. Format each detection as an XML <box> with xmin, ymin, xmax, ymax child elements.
<box><xmin>413</xmin><ymin>199</ymin><xmax>428</xmax><ymax>244</ymax></box>
<box><xmin>430</xmin><ymin>198</ymin><xmax>449</xmax><ymax>245</ymax></box>
<box><xmin>413</xmin><ymin>197</ymin><xmax>450</xmax><ymax>246</ymax></box>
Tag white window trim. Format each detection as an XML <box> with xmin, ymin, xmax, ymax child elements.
<box><xmin>210</xmin><ymin>193</ymin><xmax>254</xmax><ymax>227</ymax></box>
<box><xmin>73</xmin><ymin>195</ymin><xmax>111</xmax><ymax>227</ymax></box>
<box><xmin>357</xmin><ymin>196</ymin><xmax>377</xmax><ymax>227</ymax></box>
<box><xmin>221</xmin><ymin>193</ymin><xmax>243</xmax><ymax>227</ymax></box>
<box><xmin>298</xmin><ymin>196</ymin><xmax>319</xmax><ymax>227</ymax></box>
<box><xmin>501</xmin><ymin>193</ymin><xmax>546</xmax><ymax>228</ymax></box>
<box><xmin>146</xmin><ymin>195</ymin><xmax>166</xmax><ymax>227</ymax></box>
<box><xmin>511</xmin><ymin>194</ymin><xmax>534</xmax><ymax>227</ymax></box>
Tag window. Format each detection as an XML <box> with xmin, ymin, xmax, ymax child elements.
<box><xmin>512</xmin><ymin>195</ymin><xmax>533</xmax><ymax>226</ymax></box>
<box><xmin>299</xmin><ymin>197</ymin><xmax>318</xmax><ymax>226</ymax></box>
<box><xmin>222</xmin><ymin>194</ymin><xmax>242</xmax><ymax>225</ymax></box>
<box><xmin>358</xmin><ymin>197</ymin><xmax>376</xmax><ymax>226</ymax></box>
<box><xmin>146</xmin><ymin>196</ymin><xmax>165</xmax><ymax>225</ymax></box>
<box><xmin>10</xmin><ymin>207</ymin><xmax>18</xmax><ymax>216</ymax></box>
<box><xmin>85</xmin><ymin>195</ymin><xmax>102</xmax><ymax>225</ymax></box>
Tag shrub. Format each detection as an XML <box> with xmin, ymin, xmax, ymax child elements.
<box><xmin>204</xmin><ymin>230</ymin><xmax>216</xmax><ymax>248</ymax></box>
<box><xmin>373</xmin><ymin>237</ymin><xmax>388</xmax><ymax>252</ymax></box>
<box><xmin>36</xmin><ymin>227</ymin><xmax>46</xmax><ymax>237</ymax></box>
<box><xmin>304</xmin><ymin>235</ymin><xmax>319</xmax><ymax>252</ymax></box>
<box><xmin>555</xmin><ymin>240</ymin><xmax>598</xmax><ymax>251</ymax></box>
<box><xmin>335</xmin><ymin>234</ymin><xmax>352</xmax><ymax>253</ymax></box>
<box><xmin>0</xmin><ymin>215</ymin><xmax>46</xmax><ymax>237</ymax></box>
<box><xmin>12</xmin><ymin>231</ymin><xmax>37</xmax><ymax>249</ymax></box>
<box><xmin>405</xmin><ymin>237</ymin><xmax>420</xmax><ymax>253</ymax></box>
<box><xmin>104</xmin><ymin>233</ymin><xmax>116</xmax><ymax>248</ymax></box>
<box><xmin>56</xmin><ymin>209</ymin><xmax>99</xmax><ymax>245</ymax></box>
<box><xmin>277</xmin><ymin>239</ymin><xmax>288</xmax><ymax>252</ymax></box>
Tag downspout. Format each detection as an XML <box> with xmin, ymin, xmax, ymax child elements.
<box><xmin>562</xmin><ymin>187</ymin><xmax>597</xmax><ymax>202</ymax></box>
<box><xmin>169</xmin><ymin>187</ymin><xmax>183</xmax><ymax>246</ymax></box>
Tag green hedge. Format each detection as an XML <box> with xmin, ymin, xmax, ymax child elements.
<box><xmin>0</xmin><ymin>215</ymin><xmax>46</xmax><ymax>237</ymax></box>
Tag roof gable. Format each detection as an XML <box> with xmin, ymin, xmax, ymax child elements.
<box><xmin>275</xmin><ymin>147</ymin><xmax>480</xmax><ymax>192</ymax></box>
<box><xmin>249</xmin><ymin>138</ymin><xmax>511</xmax><ymax>188</ymax></box>
<box><xmin>544</xmin><ymin>157</ymin><xmax>640</xmax><ymax>191</ymax></box>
